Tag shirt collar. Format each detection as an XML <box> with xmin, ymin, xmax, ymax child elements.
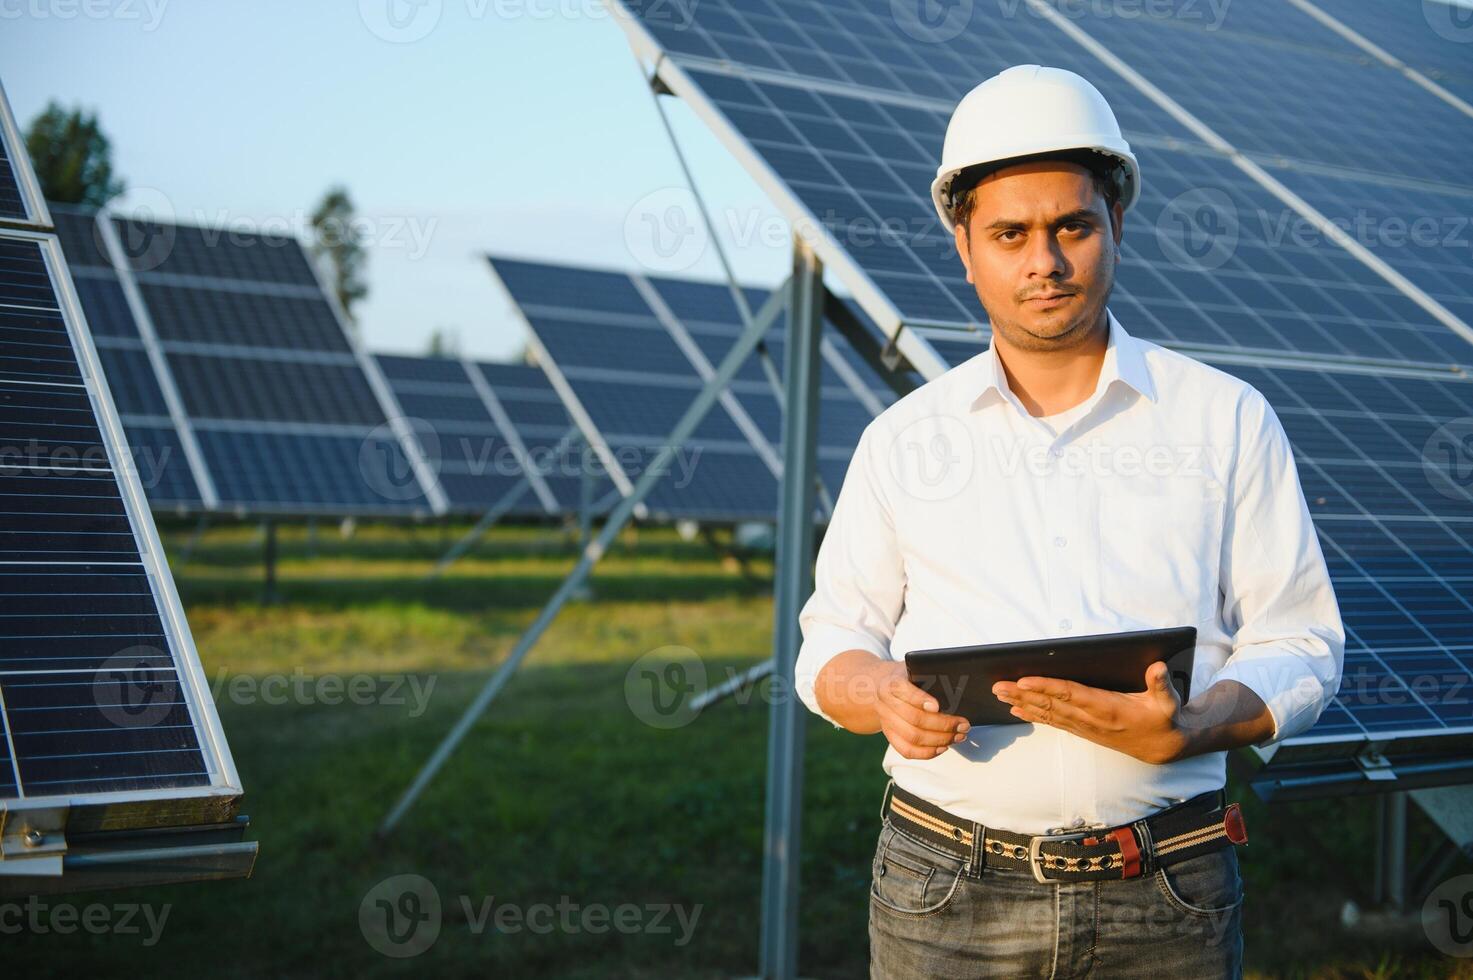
<box><xmin>959</xmin><ymin>307</ymin><xmax>1157</xmax><ymax>414</ymax></box>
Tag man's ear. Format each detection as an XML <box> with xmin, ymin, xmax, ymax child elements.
<box><xmin>954</xmin><ymin>219</ymin><xmax>974</xmax><ymax>284</ymax></box>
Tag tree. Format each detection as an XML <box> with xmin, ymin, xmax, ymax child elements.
<box><xmin>24</xmin><ymin>102</ymin><xmax>125</xmax><ymax>206</ymax></box>
<box><xmin>308</xmin><ymin>185</ymin><xmax>368</xmax><ymax>326</ymax></box>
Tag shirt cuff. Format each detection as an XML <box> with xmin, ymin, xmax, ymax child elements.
<box><xmin>794</xmin><ymin>625</ymin><xmax>892</xmax><ymax>729</ymax></box>
<box><xmin>1211</xmin><ymin>651</ymin><xmax>1331</xmax><ymax>748</ymax></box>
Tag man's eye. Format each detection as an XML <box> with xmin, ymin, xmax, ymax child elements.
<box><xmin>997</xmin><ymin>230</ymin><xmax>1021</xmax><ymax>242</ymax></box>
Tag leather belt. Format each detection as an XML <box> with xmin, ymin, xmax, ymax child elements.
<box><xmin>882</xmin><ymin>780</ymin><xmax>1248</xmax><ymax>884</ymax></box>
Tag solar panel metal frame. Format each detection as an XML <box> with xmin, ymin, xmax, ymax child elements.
<box><xmin>0</xmin><ymin>79</ymin><xmax>49</xmax><ymax>232</ymax></box>
<box><xmin>602</xmin><ymin>0</ymin><xmax>1473</xmax><ymax>793</ymax></box>
<box><xmin>0</xmin><ymin>226</ymin><xmax>245</xmax><ymax>843</ymax></box>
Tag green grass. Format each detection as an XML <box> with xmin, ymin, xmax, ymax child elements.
<box><xmin>6</xmin><ymin>520</ymin><xmax>1469</xmax><ymax>977</ymax></box>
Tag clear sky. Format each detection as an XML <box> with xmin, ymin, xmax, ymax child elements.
<box><xmin>1</xmin><ymin>0</ymin><xmax>798</xmax><ymax>361</ymax></box>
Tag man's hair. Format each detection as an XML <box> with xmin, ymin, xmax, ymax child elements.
<box><xmin>951</xmin><ymin>147</ymin><xmax>1122</xmax><ymax>235</ymax></box>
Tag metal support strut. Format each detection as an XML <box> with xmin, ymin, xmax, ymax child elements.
<box><xmin>376</xmin><ymin>281</ymin><xmax>791</xmax><ymax>837</ymax></box>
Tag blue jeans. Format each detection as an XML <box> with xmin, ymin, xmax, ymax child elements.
<box><xmin>869</xmin><ymin>817</ymin><xmax>1244</xmax><ymax>978</ymax></box>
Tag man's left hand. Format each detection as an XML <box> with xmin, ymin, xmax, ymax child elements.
<box><xmin>991</xmin><ymin>662</ymin><xmax>1188</xmax><ymax>765</ymax></box>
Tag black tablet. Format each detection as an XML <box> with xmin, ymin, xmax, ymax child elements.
<box><xmin>903</xmin><ymin>626</ymin><xmax>1197</xmax><ymax>726</ymax></box>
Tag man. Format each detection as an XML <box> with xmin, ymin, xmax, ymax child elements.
<box><xmin>794</xmin><ymin>64</ymin><xmax>1344</xmax><ymax>978</ymax></box>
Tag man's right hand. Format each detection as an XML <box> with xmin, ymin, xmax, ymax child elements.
<box><xmin>867</xmin><ymin>659</ymin><xmax>972</xmax><ymax>759</ymax></box>
<box><xmin>814</xmin><ymin>651</ymin><xmax>971</xmax><ymax>758</ymax></box>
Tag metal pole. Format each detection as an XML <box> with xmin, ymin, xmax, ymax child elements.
<box><xmin>572</xmin><ymin>431</ymin><xmax>596</xmax><ymax>602</ymax></box>
<box><xmin>377</xmin><ymin>282</ymin><xmax>790</xmax><ymax>837</ymax></box>
<box><xmin>759</xmin><ymin>240</ymin><xmax>823</xmax><ymax>980</ymax></box>
<box><xmin>1376</xmin><ymin>791</ymin><xmax>1408</xmax><ymax>910</ymax></box>
<box><xmin>690</xmin><ymin>658</ymin><xmax>774</xmax><ymax>712</ymax></box>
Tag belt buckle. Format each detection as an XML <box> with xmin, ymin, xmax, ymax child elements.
<box><xmin>1027</xmin><ymin>830</ymin><xmax>1092</xmax><ymax>884</ymax></box>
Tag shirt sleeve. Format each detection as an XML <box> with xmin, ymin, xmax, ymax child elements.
<box><xmin>794</xmin><ymin>419</ymin><xmax>908</xmax><ymax>728</ymax></box>
<box><xmin>1209</xmin><ymin>388</ymin><xmax>1346</xmax><ymax>748</ymax></box>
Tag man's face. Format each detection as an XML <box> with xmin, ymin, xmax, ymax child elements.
<box><xmin>952</xmin><ymin>161</ymin><xmax>1124</xmax><ymax>353</ymax></box>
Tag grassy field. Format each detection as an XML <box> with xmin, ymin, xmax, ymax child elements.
<box><xmin>6</xmin><ymin>520</ymin><xmax>1470</xmax><ymax>978</ymax></box>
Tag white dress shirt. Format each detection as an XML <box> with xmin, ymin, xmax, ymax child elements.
<box><xmin>794</xmin><ymin>309</ymin><xmax>1345</xmax><ymax>835</ymax></box>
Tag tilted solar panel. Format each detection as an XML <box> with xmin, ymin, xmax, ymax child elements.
<box><xmin>1274</xmin><ymin>0</ymin><xmax>1473</xmax><ymax>109</ymax></box>
<box><xmin>375</xmin><ymin>353</ymin><xmax>572</xmax><ymax>516</ymax></box>
<box><xmin>609</xmin><ymin>0</ymin><xmax>1473</xmax><ymax>378</ymax></box>
<box><xmin>81</xmin><ymin>212</ymin><xmax>445</xmax><ymax>516</ymax></box>
<box><xmin>0</xmin><ymin>81</ymin><xmax>35</xmax><ymax>224</ymax></box>
<box><xmin>472</xmin><ymin>361</ymin><xmax>616</xmax><ymax>515</ymax></box>
<box><xmin>489</xmin><ymin>254</ymin><xmax>785</xmax><ymax>523</ymax></box>
<box><xmin>50</xmin><ymin>205</ymin><xmax>206</xmax><ymax>510</ymax></box>
<box><xmin>0</xmin><ymin>228</ymin><xmax>245</xmax><ymax>874</ymax></box>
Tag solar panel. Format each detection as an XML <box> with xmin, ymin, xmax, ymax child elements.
<box><xmin>62</xmin><ymin>209</ymin><xmax>445</xmax><ymax>517</ymax></box>
<box><xmin>0</xmin><ymin>80</ymin><xmax>38</xmax><ymax>225</ymax></box>
<box><xmin>473</xmin><ymin>361</ymin><xmax>620</xmax><ymax>514</ymax></box>
<box><xmin>375</xmin><ymin>354</ymin><xmax>579</xmax><ymax>515</ymax></box>
<box><xmin>1054</xmin><ymin>0</ymin><xmax>1471</xmax><ymax>188</ymax></box>
<box><xmin>0</xmin><ymin>227</ymin><xmax>245</xmax><ymax>867</ymax></box>
<box><xmin>488</xmin><ymin>255</ymin><xmax>914</xmax><ymax>519</ymax></box>
<box><xmin>1260</xmin><ymin>171</ymin><xmax>1473</xmax><ymax>337</ymax></box>
<box><xmin>1290</xmin><ymin>0</ymin><xmax>1473</xmax><ymax>108</ymax></box>
<box><xmin>609</xmin><ymin>0</ymin><xmax>1473</xmax><ymax>377</ymax></box>
<box><xmin>489</xmin><ymin>255</ymin><xmax>782</xmax><ymax>522</ymax></box>
<box><xmin>636</xmin><ymin>270</ymin><xmax>899</xmax><ymax>496</ymax></box>
<box><xmin>50</xmin><ymin>205</ymin><xmax>206</xmax><ymax>510</ymax></box>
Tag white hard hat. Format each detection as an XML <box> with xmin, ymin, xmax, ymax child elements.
<box><xmin>930</xmin><ymin>64</ymin><xmax>1141</xmax><ymax>233</ymax></box>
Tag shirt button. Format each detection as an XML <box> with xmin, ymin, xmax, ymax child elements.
<box><xmin>1054</xmin><ymin>536</ymin><xmax>1067</xmax><ymax>548</ymax></box>
<box><xmin>1059</xmin><ymin>618</ymin><xmax>1072</xmax><ymax>631</ymax></box>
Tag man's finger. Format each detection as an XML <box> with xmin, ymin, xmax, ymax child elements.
<box><xmin>1008</xmin><ymin>701</ymin><xmax>1102</xmax><ymax>735</ymax></box>
<box><xmin>897</xmin><ymin>715</ymin><xmax>968</xmax><ymax>747</ymax></box>
<box><xmin>882</xmin><ymin>693</ymin><xmax>970</xmax><ymax>733</ymax></box>
<box><xmin>1004</xmin><ymin>692</ymin><xmax>1094</xmax><ymax>728</ymax></box>
<box><xmin>1147</xmin><ymin>662</ymin><xmax>1181</xmax><ymax>709</ymax></box>
<box><xmin>1013</xmin><ymin>676</ymin><xmax>1099</xmax><ymax>706</ymax></box>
